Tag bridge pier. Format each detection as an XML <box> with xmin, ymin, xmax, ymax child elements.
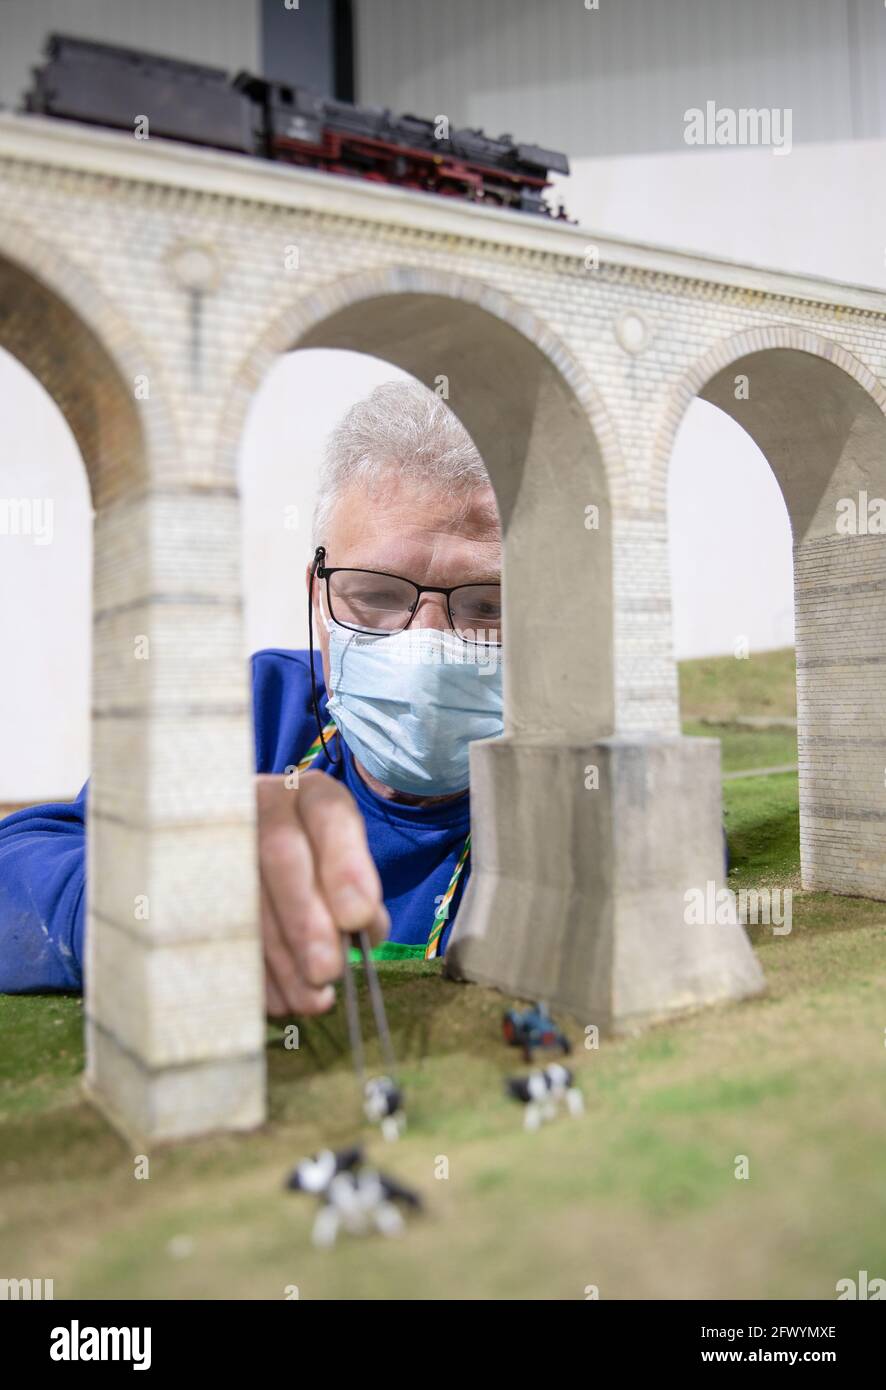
<box><xmin>447</xmin><ymin>733</ymin><xmax>765</xmax><ymax>1029</ymax></box>
<box><xmin>84</xmin><ymin>489</ymin><xmax>265</xmax><ymax>1142</ymax></box>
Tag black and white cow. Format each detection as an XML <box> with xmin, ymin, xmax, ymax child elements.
<box><xmin>506</xmin><ymin>1063</ymin><xmax>584</xmax><ymax>1130</ymax></box>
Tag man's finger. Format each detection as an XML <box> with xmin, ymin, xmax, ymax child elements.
<box><xmin>257</xmin><ymin>774</ymin><xmax>343</xmax><ymax>985</ymax></box>
<box><xmin>265</xmin><ymin>970</ymin><xmax>288</xmax><ymax>1019</ymax></box>
<box><xmin>297</xmin><ymin>771</ymin><xmax>387</xmax><ymax>939</ymax></box>
<box><xmin>260</xmin><ymin>878</ymin><xmax>335</xmax><ymax>1016</ymax></box>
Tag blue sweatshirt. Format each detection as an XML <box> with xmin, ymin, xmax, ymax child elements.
<box><xmin>0</xmin><ymin>648</ymin><xmax>472</xmax><ymax>993</ymax></box>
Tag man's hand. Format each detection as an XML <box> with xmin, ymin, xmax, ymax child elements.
<box><xmin>256</xmin><ymin>771</ymin><xmax>390</xmax><ymax>1017</ymax></box>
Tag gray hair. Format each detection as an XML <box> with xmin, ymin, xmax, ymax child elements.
<box><xmin>312</xmin><ymin>380</ymin><xmax>491</xmax><ymax>545</ymax></box>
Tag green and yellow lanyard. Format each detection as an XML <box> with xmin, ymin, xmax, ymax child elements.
<box><xmin>296</xmin><ymin>721</ymin><xmax>471</xmax><ymax>961</ymax></box>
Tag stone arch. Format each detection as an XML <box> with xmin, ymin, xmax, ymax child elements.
<box><xmin>221</xmin><ymin>263</ymin><xmax>624</xmax><ymax>741</ymax></box>
<box><xmin>0</xmin><ymin>216</ymin><xmax>177</xmax><ymax>505</ymax></box>
<box><xmin>653</xmin><ymin>322</ymin><xmax>886</xmax><ymax>900</ymax></box>
<box><xmin>0</xmin><ymin>220</ymin><xmax>257</xmax><ymax>1144</ymax></box>
<box><xmin>649</xmin><ymin>322</ymin><xmax>886</xmax><ymax>510</ymax></box>
<box><xmin>221</xmin><ymin>265</ymin><xmax>627</xmax><ymax>495</ymax></box>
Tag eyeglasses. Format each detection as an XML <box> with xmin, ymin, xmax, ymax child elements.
<box><xmin>317</xmin><ymin>562</ymin><xmax>502</xmax><ymax>646</ymax></box>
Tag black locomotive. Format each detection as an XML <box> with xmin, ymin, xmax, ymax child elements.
<box><xmin>24</xmin><ymin>34</ymin><xmax>570</xmax><ymax>219</ymax></box>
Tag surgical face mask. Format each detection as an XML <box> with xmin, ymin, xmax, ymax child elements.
<box><xmin>324</xmin><ymin>618</ymin><xmax>504</xmax><ymax>797</ymax></box>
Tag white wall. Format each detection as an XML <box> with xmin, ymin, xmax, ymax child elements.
<box><xmin>668</xmin><ymin>401</ymin><xmax>795</xmax><ymax>660</ymax></box>
<box><xmin>239</xmin><ymin>349</ymin><xmax>412</xmax><ymax>655</ymax></box>
<box><xmin>357</xmin><ymin>0</ymin><xmax>886</xmax><ymax>157</ymax></box>
<box><xmin>0</xmin><ymin>351</ymin><xmax>92</xmax><ymax>800</ymax></box>
<box><xmin>560</xmin><ymin>138</ymin><xmax>886</xmax><ymax>292</ymax></box>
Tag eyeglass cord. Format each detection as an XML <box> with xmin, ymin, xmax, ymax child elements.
<box><xmin>308</xmin><ymin>546</ymin><xmax>342</xmax><ymax>765</ymax></box>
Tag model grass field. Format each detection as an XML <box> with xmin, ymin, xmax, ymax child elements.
<box><xmin>2</xmin><ymin>649</ymin><xmax>884</xmax><ymax>1300</ymax></box>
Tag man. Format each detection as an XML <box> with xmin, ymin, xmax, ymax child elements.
<box><xmin>0</xmin><ymin>380</ymin><xmax>504</xmax><ymax>1016</ymax></box>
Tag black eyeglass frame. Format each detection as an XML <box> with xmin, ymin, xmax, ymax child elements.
<box><xmin>316</xmin><ymin>561</ymin><xmax>503</xmax><ymax>648</ymax></box>
<box><xmin>306</xmin><ymin>545</ymin><xmax>502</xmax><ymax>766</ymax></box>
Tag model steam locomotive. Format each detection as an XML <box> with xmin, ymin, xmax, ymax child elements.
<box><xmin>24</xmin><ymin>34</ymin><xmax>570</xmax><ymax>219</ymax></box>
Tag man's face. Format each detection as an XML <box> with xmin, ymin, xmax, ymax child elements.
<box><xmin>307</xmin><ymin>473</ymin><xmax>501</xmax><ymax>693</ymax></box>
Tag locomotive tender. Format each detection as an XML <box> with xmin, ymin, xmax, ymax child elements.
<box><xmin>24</xmin><ymin>34</ymin><xmax>570</xmax><ymax>219</ymax></box>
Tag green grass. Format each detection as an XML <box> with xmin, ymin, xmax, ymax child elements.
<box><xmin>679</xmin><ymin>647</ymin><xmax>797</xmax><ymax>721</ymax></box>
<box><xmin>2</xmin><ymin>647</ymin><xmax>885</xmax><ymax>1299</ymax></box>
<box><xmin>683</xmin><ymin>720</ymin><xmax>797</xmax><ymax>774</ymax></box>
<box><xmin>724</xmin><ymin>771</ymin><xmax>800</xmax><ymax>886</ymax></box>
<box><xmin>2</xmin><ymin>906</ymin><xmax>885</xmax><ymax>1300</ymax></box>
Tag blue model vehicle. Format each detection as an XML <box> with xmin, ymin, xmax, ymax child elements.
<box><xmin>502</xmin><ymin>1003</ymin><xmax>571</xmax><ymax>1062</ymax></box>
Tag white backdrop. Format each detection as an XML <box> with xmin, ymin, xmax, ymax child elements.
<box><xmin>239</xmin><ymin>349</ymin><xmax>412</xmax><ymax>655</ymax></box>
